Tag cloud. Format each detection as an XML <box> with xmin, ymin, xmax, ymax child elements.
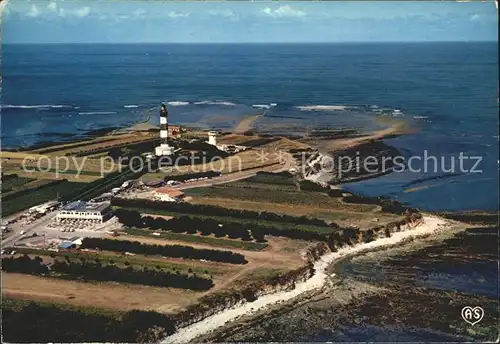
<box><xmin>208</xmin><ymin>10</ymin><xmax>235</xmax><ymax>18</ymax></box>
<box><xmin>261</xmin><ymin>5</ymin><xmax>305</xmax><ymax>18</ymax></box>
<box><xmin>26</xmin><ymin>4</ymin><xmax>40</xmax><ymax>17</ymax></box>
<box><xmin>168</xmin><ymin>11</ymin><xmax>189</xmax><ymax>18</ymax></box>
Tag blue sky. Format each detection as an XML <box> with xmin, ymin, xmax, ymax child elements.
<box><xmin>1</xmin><ymin>1</ymin><xmax>498</xmax><ymax>43</ymax></box>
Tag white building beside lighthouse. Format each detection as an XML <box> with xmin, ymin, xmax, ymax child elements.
<box><xmin>155</xmin><ymin>103</ymin><xmax>174</xmax><ymax>156</ymax></box>
<box><xmin>208</xmin><ymin>131</ymin><xmax>218</xmax><ymax>146</ymax></box>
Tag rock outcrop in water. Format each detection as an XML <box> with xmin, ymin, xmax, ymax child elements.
<box><xmin>298</xmin><ymin>141</ymin><xmax>402</xmax><ymax>184</ymax></box>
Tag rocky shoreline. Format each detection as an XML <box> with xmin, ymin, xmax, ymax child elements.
<box><xmin>161</xmin><ymin>215</ymin><xmax>453</xmax><ymax>343</ymax></box>
<box><xmin>198</xmin><ymin>221</ymin><xmax>498</xmax><ymax>343</ymax></box>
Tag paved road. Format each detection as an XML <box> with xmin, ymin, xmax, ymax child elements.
<box><xmin>2</xmin><ymin>212</ymin><xmax>58</xmax><ymax>248</ymax></box>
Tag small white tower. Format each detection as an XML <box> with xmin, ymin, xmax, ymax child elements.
<box><xmin>208</xmin><ymin>131</ymin><xmax>217</xmax><ymax>146</ymax></box>
<box><xmin>155</xmin><ymin>104</ymin><xmax>174</xmax><ymax>156</ymax></box>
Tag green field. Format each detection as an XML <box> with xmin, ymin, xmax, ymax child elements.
<box><xmin>1</xmin><ymin>175</ymin><xmax>37</xmax><ymax>194</ymax></box>
<box><xmin>184</xmin><ymin>184</ymin><xmax>348</xmax><ymax>209</ymax></box>
<box><xmin>1</xmin><ymin>180</ymin><xmax>88</xmax><ymax>216</ymax></box>
<box><xmin>115</xmin><ymin>206</ymin><xmax>337</xmax><ymax>234</ymax></box>
<box><xmin>40</xmin><ymin>168</ymin><xmax>104</xmax><ymax>176</ymax></box>
<box><xmin>11</xmin><ymin>248</ymin><xmax>222</xmax><ymax>277</ymax></box>
<box><xmin>124</xmin><ymin>228</ymin><xmax>268</xmax><ymax>251</ymax></box>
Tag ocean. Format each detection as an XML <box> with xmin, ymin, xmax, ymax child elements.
<box><xmin>1</xmin><ymin>42</ymin><xmax>498</xmax><ymax>211</ymax></box>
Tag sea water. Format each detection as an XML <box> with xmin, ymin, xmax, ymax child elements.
<box><xmin>1</xmin><ymin>42</ymin><xmax>498</xmax><ymax>211</ymax></box>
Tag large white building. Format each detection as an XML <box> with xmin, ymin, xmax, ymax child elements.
<box><xmin>56</xmin><ymin>201</ymin><xmax>112</xmax><ymax>223</ymax></box>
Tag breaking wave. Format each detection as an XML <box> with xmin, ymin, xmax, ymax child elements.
<box><xmin>252</xmin><ymin>103</ymin><xmax>278</xmax><ymax>109</ymax></box>
<box><xmin>78</xmin><ymin>111</ymin><xmax>118</xmax><ymax>115</ymax></box>
<box><xmin>167</xmin><ymin>101</ymin><xmax>190</xmax><ymax>106</ymax></box>
<box><xmin>296</xmin><ymin>105</ymin><xmax>347</xmax><ymax>111</ymax></box>
<box><xmin>124</xmin><ymin>105</ymin><xmax>139</xmax><ymax>108</ymax></box>
<box><xmin>1</xmin><ymin>104</ymin><xmax>73</xmax><ymax>109</ymax></box>
<box><xmin>193</xmin><ymin>101</ymin><xmax>236</xmax><ymax>106</ymax></box>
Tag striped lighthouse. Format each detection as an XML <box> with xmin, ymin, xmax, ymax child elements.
<box><xmin>155</xmin><ymin>103</ymin><xmax>174</xmax><ymax>156</ymax></box>
<box><xmin>160</xmin><ymin>103</ymin><xmax>169</xmax><ymax>147</ymax></box>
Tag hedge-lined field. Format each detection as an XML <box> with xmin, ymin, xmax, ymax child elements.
<box><xmin>112</xmin><ymin>198</ymin><xmax>331</xmax><ymax>228</ymax></box>
<box><xmin>125</xmin><ymin>228</ymin><xmax>268</xmax><ymax>251</ymax></box>
<box><xmin>2</xmin><ymin>254</ymin><xmax>214</xmax><ymax>291</ymax></box>
<box><xmin>10</xmin><ymin>247</ymin><xmax>220</xmax><ymax>276</ymax></box>
<box><xmin>1</xmin><ymin>180</ymin><xmax>88</xmax><ymax>216</ymax></box>
<box><xmin>116</xmin><ymin>208</ymin><xmax>333</xmax><ymax>242</ymax></box>
<box><xmin>81</xmin><ymin>237</ymin><xmax>248</xmax><ymax>265</ymax></box>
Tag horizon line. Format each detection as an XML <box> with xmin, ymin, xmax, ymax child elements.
<box><xmin>4</xmin><ymin>40</ymin><xmax>498</xmax><ymax>45</ymax></box>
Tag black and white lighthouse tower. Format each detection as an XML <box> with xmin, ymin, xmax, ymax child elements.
<box><xmin>155</xmin><ymin>103</ymin><xmax>174</xmax><ymax>156</ymax></box>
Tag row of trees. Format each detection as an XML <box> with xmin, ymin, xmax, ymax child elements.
<box><xmin>52</xmin><ymin>260</ymin><xmax>213</xmax><ymax>291</ymax></box>
<box><xmin>111</xmin><ymin>197</ymin><xmax>330</xmax><ymax>227</ymax></box>
<box><xmin>164</xmin><ymin>171</ymin><xmax>221</xmax><ymax>182</ymax></box>
<box><xmin>1</xmin><ymin>255</ymin><xmax>48</xmax><ymax>274</ymax></box>
<box><xmin>1</xmin><ymin>254</ymin><xmax>213</xmax><ymax>291</ymax></box>
<box><xmin>115</xmin><ymin>208</ymin><xmax>329</xmax><ymax>242</ymax></box>
<box><xmin>2</xmin><ymin>300</ymin><xmax>176</xmax><ymax>343</ymax></box>
<box><xmin>342</xmin><ymin>193</ymin><xmax>415</xmax><ymax>215</ymax></box>
<box><xmin>246</xmin><ymin>171</ymin><xmax>295</xmax><ymax>185</ymax></box>
<box><xmin>81</xmin><ymin>237</ymin><xmax>248</xmax><ymax>264</ymax></box>
<box><xmin>299</xmin><ymin>180</ymin><xmax>328</xmax><ymax>192</ymax></box>
<box><xmin>116</xmin><ymin>208</ymin><xmax>255</xmax><ymax>241</ymax></box>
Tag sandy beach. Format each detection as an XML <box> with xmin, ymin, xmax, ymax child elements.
<box><xmin>162</xmin><ymin>215</ymin><xmax>450</xmax><ymax>344</ymax></box>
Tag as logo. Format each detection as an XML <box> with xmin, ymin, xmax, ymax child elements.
<box><xmin>461</xmin><ymin>306</ymin><xmax>484</xmax><ymax>326</ymax></box>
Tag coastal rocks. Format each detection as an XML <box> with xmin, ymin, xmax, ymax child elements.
<box><xmin>163</xmin><ymin>214</ymin><xmax>451</xmax><ymax>343</ymax></box>
<box><xmin>170</xmin><ymin>214</ymin><xmax>427</xmax><ymax>334</ymax></box>
<box><xmin>171</xmin><ymin>243</ymin><xmax>328</xmax><ymax>330</ymax></box>
<box><xmin>202</xmin><ymin>220</ymin><xmax>500</xmax><ymax>343</ymax></box>
<box><xmin>299</xmin><ymin>141</ymin><xmax>402</xmax><ymax>184</ymax></box>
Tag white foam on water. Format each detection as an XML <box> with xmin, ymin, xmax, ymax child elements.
<box><xmin>167</xmin><ymin>101</ymin><xmax>190</xmax><ymax>106</ymax></box>
<box><xmin>78</xmin><ymin>111</ymin><xmax>118</xmax><ymax>115</ymax></box>
<box><xmin>252</xmin><ymin>104</ymin><xmax>271</xmax><ymax>109</ymax></box>
<box><xmin>1</xmin><ymin>104</ymin><xmax>72</xmax><ymax>109</ymax></box>
<box><xmin>193</xmin><ymin>101</ymin><xmax>236</xmax><ymax>106</ymax></box>
<box><xmin>296</xmin><ymin>105</ymin><xmax>347</xmax><ymax>111</ymax></box>
<box><xmin>124</xmin><ymin>105</ymin><xmax>139</xmax><ymax>108</ymax></box>
<box><xmin>413</xmin><ymin>116</ymin><xmax>428</xmax><ymax>119</ymax></box>
<box><xmin>162</xmin><ymin>215</ymin><xmax>449</xmax><ymax>344</ymax></box>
